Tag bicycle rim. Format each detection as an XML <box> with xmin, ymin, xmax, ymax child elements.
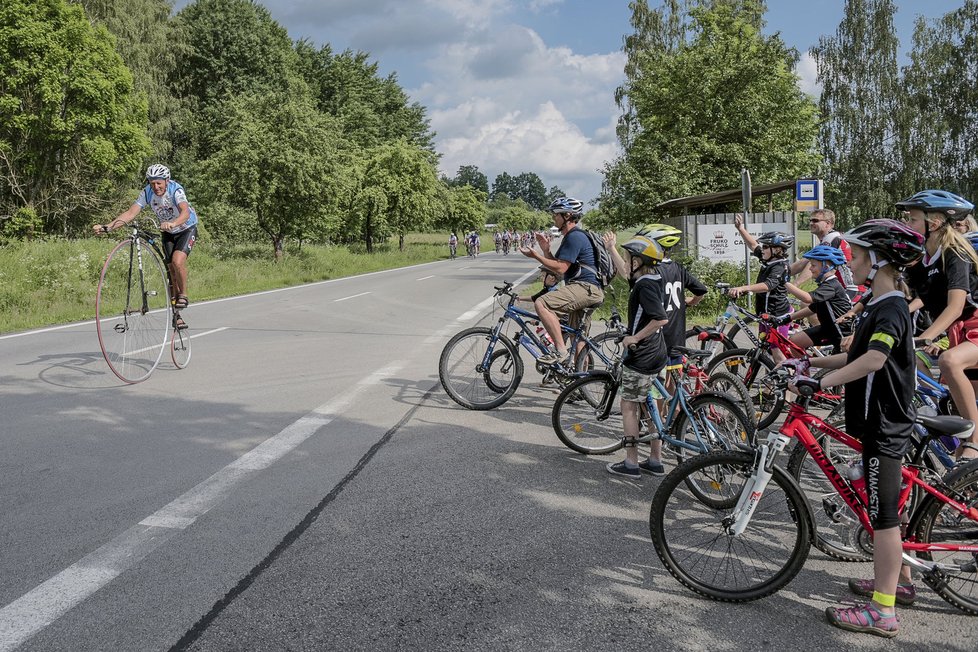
<box><xmin>171</xmin><ymin>326</ymin><xmax>192</xmax><ymax>369</ymax></box>
<box><xmin>650</xmin><ymin>450</ymin><xmax>811</xmax><ymax>601</ymax></box>
<box><xmin>551</xmin><ymin>374</ymin><xmax>623</xmax><ymax>454</ymax></box>
<box><xmin>576</xmin><ymin>330</ymin><xmax>624</xmax><ymax>374</ymax></box>
<box><xmin>96</xmin><ymin>239</ymin><xmax>170</xmax><ymax>383</ymax></box>
<box><xmin>911</xmin><ymin>464</ymin><xmax>978</xmax><ymax>614</ymax></box>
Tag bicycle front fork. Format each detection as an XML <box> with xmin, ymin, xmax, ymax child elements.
<box><xmin>726</xmin><ymin>431</ymin><xmax>792</xmax><ymax>536</ymax></box>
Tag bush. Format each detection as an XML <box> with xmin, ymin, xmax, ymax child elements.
<box><xmin>3</xmin><ymin>206</ymin><xmax>43</xmax><ymax>240</ymax></box>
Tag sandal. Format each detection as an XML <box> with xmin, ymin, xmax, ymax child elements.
<box><xmin>173</xmin><ymin>294</ymin><xmax>189</xmax><ymax>310</ymax></box>
<box><xmin>825</xmin><ymin>602</ymin><xmax>899</xmax><ymax>638</ymax></box>
<box><xmin>173</xmin><ymin>313</ymin><xmax>188</xmax><ymax>330</ymax></box>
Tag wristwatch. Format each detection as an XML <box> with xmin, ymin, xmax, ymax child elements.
<box><xmin>922</xmin><ymin>338</ymin><xmax>934</xmax><ymax>347</ymax></box>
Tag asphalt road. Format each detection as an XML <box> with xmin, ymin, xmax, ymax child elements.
<box><xmin>1</xmin><ymin>251</ymin><xmax>975</xmax><ymax>650</ymax></box>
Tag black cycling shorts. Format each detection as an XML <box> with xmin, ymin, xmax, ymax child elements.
<box><xmin>863</xmin><ymin>440</ymin><xmax>904</xmax><ymax>531</ymax></box>
<box><xmin>803</xmin><ymin>324</ymin><xmax>844</xmax><ymax>353</ymax></box>
<box><xmin>162</xmin><ymin>225</ymin><xmax>197</xmax><ymax>264</ymax></box>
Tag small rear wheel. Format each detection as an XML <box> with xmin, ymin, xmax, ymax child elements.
<box><xmin>171</xmin><ymin>325</ymin><xmax>192</xmax><ymax>369</ymax></box>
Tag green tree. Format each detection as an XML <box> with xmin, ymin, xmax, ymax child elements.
<box><xmin>0</xmin><ymin>0</ymin><xmax>150</xmax><ymax>235</ymax></box>
<box><xmin>512</xmin><ymin>172</ymin><xmax>548</xmax><ymax>210</ymax></box>
<box><xmin>295</xmin><ymin>42</ymin><xmax>435</xmax><ymax>151</ymax></box>
<box><xmin>545</xmin><ymin>185</ymin><xmax>566</xmax><ymax>206</ymax></box>
<box><xmin>812</xmin><ymin>0</ymin><xmax>900</xmax><ymax>224</ymax></box>
<box><xmin>74</xmin><ymin>0</ymin><xmax>185</xmax><ymax>161</ymax></box>
<box><xmin>491</xmin><ymin>172</ymin><xmax>517</xmax><ymax>201</ymax></box>
<box><xmin>171</xmin><ymin>0</ymin><xmax>300</xmax><ymax>161</ymax></box>
<box><xmin>604</xmin><ymin>0</ymin><xmax>816</xmax><ymax>225</ymax></box>
<box><xmin>352</xmin><ymin>141</ymin><xmax>441</xmax><ymax>251</ymax></box>
<box><xmin>198</xmin><ymin>87</ymin><xmax>344</xmax><ymax>259</ymax></box>
<box><xmin>442</xmin><ymin>184</ymin><xmax>487</xmax><ymax>235</ymax></box>
<box><xmin>450</xmin><ymin>165</ymin><xmax>489</xmax><ymax>194</ymax></box>
<box><xmin>897</xmin><ymin>2</ymin><xmax>978</xmax><ymax>201</ymax></box>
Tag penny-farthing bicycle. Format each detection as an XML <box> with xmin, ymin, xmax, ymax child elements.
<box><xmin>95</xmin><ymin>217</ymin><xmax>190</xmax><ymax>383</ymax></box>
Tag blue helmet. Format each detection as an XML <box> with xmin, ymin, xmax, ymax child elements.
<box><xmin>896</xmin><ymin>190</ymin><xmax>974</xmax><ymax>220</ymax></box>
<box><xmin>803</xmin><ymin>244</ymin><xmax>847</xmax><ymax>267</ymax></box>
<box><xmin>757</xmin><ymin>231</ymin><xmax>793</xmax><ymax>248</ymax></box>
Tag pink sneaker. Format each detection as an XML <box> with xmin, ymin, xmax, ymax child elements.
<box><xmin>826</xmin><ymin>602</ymin><xmax>899</xmax><ymax>638</ymax></box>
<box><xmin>847</xmin><ymin>578</ymin><xmax>916</xmax><ymax>606</ymax></box>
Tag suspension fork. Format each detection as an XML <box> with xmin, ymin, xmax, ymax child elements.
<box><xmin>727</xmin><ymin>431</ymin><xmax>792</xmax><ymax>536</ymax></box>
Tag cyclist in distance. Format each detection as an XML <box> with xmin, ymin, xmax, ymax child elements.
<box><xmin>93</xmin><ymin>164</ymin><xmax>198</xmax><ymax>329</ymax></box>
<box><xmin>448</xmin><ymin>232</ymin><xmax>458</xmax><ymax>259</ymax></box>
<box><xmin>899</xmin><ymin>189</ymin><xmax>978</xmax><ymax>461</ymax></box>
<box><xmin>790</xmin><ymin>219</ymin><xmax>925</xmax><ymax>637</ymax></box>
<box><xmin>519</xmin><ymin>197</ymin><xmax>604</xmax><ymax>365</ymax></box>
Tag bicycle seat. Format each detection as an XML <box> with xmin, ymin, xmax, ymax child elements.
<box><xmin>916</xmin><ymin>413</ymin><xmax>975</xmax><ymax>440</ymax></box>
<box><xmin>669</xmin><ymin>346</ymin><xmax>712</xmax><ymax>361</ymax></box>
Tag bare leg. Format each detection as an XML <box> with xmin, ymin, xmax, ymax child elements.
<box><xmin>938</xmin><ymin>342</ymin><xmax>978</xmax><ymax>458</ymax></box>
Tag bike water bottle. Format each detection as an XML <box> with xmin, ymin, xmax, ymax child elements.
<box><xmin>520</xmin><ymin>334</ymin><xmax>541</xmax><ymax>359</ymax></box>
<box><xmin>534</xmin><ymin>323</ymin><xmax>553</xmax><ymax>347</ymax></box>
<box><xmin>847</xmin><ymin>460</ymin><xmax>866</xmax><ymax>495</ymax></box>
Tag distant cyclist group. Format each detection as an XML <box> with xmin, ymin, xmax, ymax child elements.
<box><xmin>442</xmin><ymin>189</ymin><xmax>978</xmax><ymax>639</ymax></box>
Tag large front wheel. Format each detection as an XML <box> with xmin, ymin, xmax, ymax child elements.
<box><xmin>96</xmin><ymin>239</ymin><xmax>170</xmax><ymax>383</ymax></box>
<box><xmin>439</xmin><ymin>327</ymin><xmax>523</xmax><ymax>410</ymax></box>
<box><xmin>649</xmin><ymin>450</ymin><xmax>812</xmax><ymax>602</ymax></box>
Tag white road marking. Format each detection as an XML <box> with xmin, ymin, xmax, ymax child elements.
<box><xmin>416</xmin><ymin>275</ymin><xmax>435</xmax><ymax>281</ymax></box>
<box><xmin>0</xmin><ymin>362</ymin><xmax>404</xmax><ymax>651</ymax></box>
<box><xmin>333</xmin><ymin>292</ymin><xmax>371</xmax><ymax>302</ymax></box>
<box><xmin>124</xmin><ymin>326</ymin><xmax>229</xmax><ymax>356</ymax></box>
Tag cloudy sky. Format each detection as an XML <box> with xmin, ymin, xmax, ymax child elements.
<box><xmin>175</xmin><ymin>1</ymin><xmax>966</xmax><ymax>205</ymax></box>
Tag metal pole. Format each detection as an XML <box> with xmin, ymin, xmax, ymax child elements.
<box><xmin>741</xmin><ymin>168</ymin><xmax>752</xmax><ymax>285</ymax></box>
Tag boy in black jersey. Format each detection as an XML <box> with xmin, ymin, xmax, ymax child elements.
<box><xmin>792</xmin><ymin>219</ymin><xmax>925</xmax><ymax>637</ymax></box>
<box><xmin>630</xmin><ymin>224</ymin><xmax>708</xmax><ymax>357</ymax></box>
<box><xmin>604</xmin><ymin>233</ymin><xmax>668</xmax><ymax>478</ymax></box>
<box><xmin>781</xmin><ymin>245</ymin><xmax>853</xmax><ymax>353</ymax></box>
<box><xmin>730</xmin><ymin>215</ymin><xmax>793</xmax><ymax>356</ymax></box>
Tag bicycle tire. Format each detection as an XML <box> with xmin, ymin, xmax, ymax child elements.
<box><xmin>95</xmin><ymin>239</ymin><xmax>170</xmax><ymax>384</ymax></box>
<box><xmin>649</xmin><ymin>450</ymin><xmax>812</xmax><ymax>602</ymax></box>
<box><xmin>785</xmin><ymin>437</ymin><xmax>872</xmax><ymax>562</ymax></box>
<box><xmin>171</xmin><ymin>325</ymin><xmax>192</xmax><ymax>369</ymax></box>
<box><xmin>575</xmin><ymin>330</ymin><xmax>624</xmax><ymax>374</ymax></box>
<box><xmin>551</xmin><ymin>372</ymin><xmax>623</xmax><ymax>455</ymax></box>
<box><xmin>707</xmin><ymin>348</ymin><xmax>784</xmax><ymax>429</ymax></box>
<box><xmin>705</xmin><ymin>370</ymin><xmax>755</xmax><ymax>424</ymax></box>
<box><xmin>908</xmin><ymin>462</ymin><xmax>978</xmax><ymax>615</ymax></box>
<box><xmin>439</xmin><ymin>327</ymin><xmax>523</xmax><ymax>410</ymax></box>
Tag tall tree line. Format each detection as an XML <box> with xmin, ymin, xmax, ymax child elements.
<box><xmin>0</xmin><ymin>0</ymin><xmax>476</xmax><ymax>255</ymax></box>
<box><xmin>794</xmin><ymin>0</ymin><xmax>978</xmax><ymax>226</ymax></box>
<box><xmin>602</xmin><ymin>0</ymin><xmax>818</xmax><ymax>227</ymax></box>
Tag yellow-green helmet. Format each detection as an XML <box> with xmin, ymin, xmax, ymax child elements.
<box><xmin>635</xmin><ymin>223</ymin><xmax>682</xmax><ymax>249</ymax></box>
<box><xmin>621</xmin><ymin>235</ymin><xmax>665</xmax><ymax>267</ymax></box>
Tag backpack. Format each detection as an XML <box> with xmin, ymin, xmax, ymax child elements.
<box><xmin>576</xmin><ymin>229</ymin><xmax>616</xmax><ymax>288</ymax></box>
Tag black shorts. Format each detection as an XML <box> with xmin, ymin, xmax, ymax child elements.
<box><xmin>862</xmin><ymin>443</ymin><xmax>904</xmax><ymax>531</ymax></box>
<box><xmin>803</xmin><ymin>324</ymin><xmax>844</xmax><ymax>353</ymax></box>
<box><xmin>162</xmin><ymin>225</ymin><xmax>197</xmax><ymax>264</ymax></box>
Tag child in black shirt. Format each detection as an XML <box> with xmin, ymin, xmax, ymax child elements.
<box><xmin>604</xmin><ymin>233</ymin><xmax>668</xmax><ymax>479</ymax></box>
<box><xmin>730</xmin><ymin>215</ymin><xmax>793</xmax><ymax>338</ymax></box>
<box><xmin>793</xmin><ymin>219</ymin><xmax>925</xmax><ymax>637</ymax></box>
<box><xmin>782</xmin><ymin>245</ymin><xmax>853</xmax><ymax>353</ymax></box>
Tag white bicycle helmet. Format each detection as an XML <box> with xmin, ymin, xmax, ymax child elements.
<box><xmin>146</xmin><ymin>164</ymin><xmax>171</xmax><ymax>180</ymax></box>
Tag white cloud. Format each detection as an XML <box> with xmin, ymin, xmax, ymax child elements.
<box><xmin>795</xmin><ymin>51</ymin><xmax>821</xmax><ymax>97</ymax></box>
<box><xmin>416</xmin><ymin>25</ymin><xmax>625</xmax><ymax>203</ymax></box>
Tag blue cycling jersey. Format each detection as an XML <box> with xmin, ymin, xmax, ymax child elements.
<box><xmin>135</xmin><ymin>180</ymin><xmax>198</xmax><ymax>233</ymax></box>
